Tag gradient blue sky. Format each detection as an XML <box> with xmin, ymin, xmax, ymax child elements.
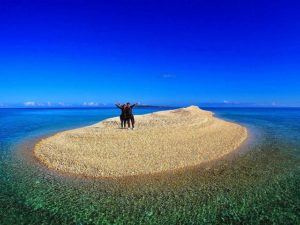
<box><xmin>1</xmin><ymin>0</ymin><xmax>300</xmax><ymax>107</ymax></box>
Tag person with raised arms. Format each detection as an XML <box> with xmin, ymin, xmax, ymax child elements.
<box><xmin>115</xmin><ymin>103</ymin><xmax>126</xmax><ymax>128</ymax></box>
<box><xmin>123</xmin><ymin>102</ymin><xmax>138</xmax><ymax>129</ymax></box>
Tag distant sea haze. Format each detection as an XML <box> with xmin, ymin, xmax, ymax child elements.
<box><xmin>1</xmin><ymin>102</ymin><xmax>298</xmax><ymax>108</ymax></box>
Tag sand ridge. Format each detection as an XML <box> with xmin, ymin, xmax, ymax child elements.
<box><xmin>34</xmin><ymin>106</ymin><xmax>248</xmax><ymax>178</ymax></box>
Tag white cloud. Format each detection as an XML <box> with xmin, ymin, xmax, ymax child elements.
<box><xmin>223</xmin><ymin>100</ymin><xmax>240</xmax><ymax>104</ymax></box>
<box><xmin>83</xmin><ymin>102</ymin><xmax>99</xmax><ymax>107</ymax></box>
<box><xmin>24</xmin><ymin>101</ymin><xmax>36</xmax><ymax>106</ymax></box>
<box><xmin>161</xmin><ymin>73</ymin><xmax>176</xmax><ymax>79</ymax></box>
<box><xmin>23</xmin><ymin>102</ymin><xmax>48</xmax><ymax>107</ymax></box>
<box><xmin>23</xmin><ymin>101</ymin><xmax>57</xmax><ymax>107</ymax></box>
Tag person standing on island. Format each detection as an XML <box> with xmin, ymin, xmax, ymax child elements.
<box><xmin>124</xmin><ymin>102</ymin><xmax>138</xmax><ymax>129</ymax></box>
<box><xmin>115</xmin><ymin>103</ymin><xmax>126</xmax><ymax>128</ymax></box>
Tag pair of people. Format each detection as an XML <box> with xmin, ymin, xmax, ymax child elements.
<box><xmin>115</xmin><ymin>102</ymin><xmax>137</xmax><ymax>129</ymax></box>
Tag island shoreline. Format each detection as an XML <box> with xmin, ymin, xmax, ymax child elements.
<box><xmin>16</xmin><ymin>127</ymin><xmax>251</xmax><ymax>182</ymax></box>
<box><xmin>16</xmin><ymin>107</ymin><xmax>252</xmax><ymax>180</ymax></box>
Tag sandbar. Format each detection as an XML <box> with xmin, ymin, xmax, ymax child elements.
<box><xmin>34</xmin><ymin>106</ymin><xmax>247</xmax><ymax>178</ymax></box>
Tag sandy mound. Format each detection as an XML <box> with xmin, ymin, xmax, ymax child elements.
<box><xmin>34</xmin><ymin>106</ymin><xmax>247</xmax><ymax>177</ymax></box>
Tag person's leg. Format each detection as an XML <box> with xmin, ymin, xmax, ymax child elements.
<box><xmin>120</xmin><ymin>116</ymin><xmax>123</xmax><ymax>128</ymax></box>
<box><xmin>131</xmin><ymin>115</ymin><xmax>135</xmax><ymax>129</ymax></box>
<box><xmin>126</xmin><ymin>119</ymin><xmax>131</xmax><ymax>128</ymax></box>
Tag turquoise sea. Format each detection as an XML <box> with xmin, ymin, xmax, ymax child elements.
<box><xmin>0</xmin><ymin>107</ymin><xmax>299</xmax><ymax>224</ymax></box>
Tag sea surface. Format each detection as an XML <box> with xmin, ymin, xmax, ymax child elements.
<box><xmin>0</xmin><ymin>107</ymin><xmax>299</xmax><ymax>224</ymax></box>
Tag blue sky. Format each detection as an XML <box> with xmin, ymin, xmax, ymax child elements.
<box><xmin>0</xmin><ymin>0</ymin><xmax>300</xmax><ymax>107</ymax></box>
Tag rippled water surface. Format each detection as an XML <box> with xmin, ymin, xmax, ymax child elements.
<box><xmin>0</xmin><ymin>107</ymin><xmax>299</xmax><ymax>224</ymax></box>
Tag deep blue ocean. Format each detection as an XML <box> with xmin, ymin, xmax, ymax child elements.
<box><xmin>0</xmin><ymin>107</ymin><xmax>299</xmax><ymax>224</ymax></box>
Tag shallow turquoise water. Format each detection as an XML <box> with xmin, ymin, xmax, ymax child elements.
<box><xmin>0</xmin><ymin>107</ymin><xmax>299</xmax><ymax>224</ymax></box>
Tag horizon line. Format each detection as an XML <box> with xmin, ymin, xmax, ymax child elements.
<box><xmin>1</xmin><ymin>105</ymin><xmax>300</xmax><ymax>109</ymax></box>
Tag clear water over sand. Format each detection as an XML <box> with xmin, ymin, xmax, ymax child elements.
<box><xmin>0</xmin><ymin>107</ymin><xmax>299</xmax><ymax>224</ymax></box>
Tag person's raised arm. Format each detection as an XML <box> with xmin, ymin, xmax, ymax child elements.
<box><xmin>131</xmin><ymin>103</ymin><xmax>138</xmax><ymax>108</ymax></box>
<box><xmin>115</xmin><ymin>103</ymin><xmax>122</xmax><ymax>109</ymax></box>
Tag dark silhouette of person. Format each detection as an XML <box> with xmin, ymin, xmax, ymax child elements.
<box><xmin>115</xmin><ymin>103</ymin><xmax>126</xmax><ymax>128</ymax></box>
<box><xmin>124</xmin><ymin>102</ymin><xmax>137</xmax><ymax>129</ymax></box>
